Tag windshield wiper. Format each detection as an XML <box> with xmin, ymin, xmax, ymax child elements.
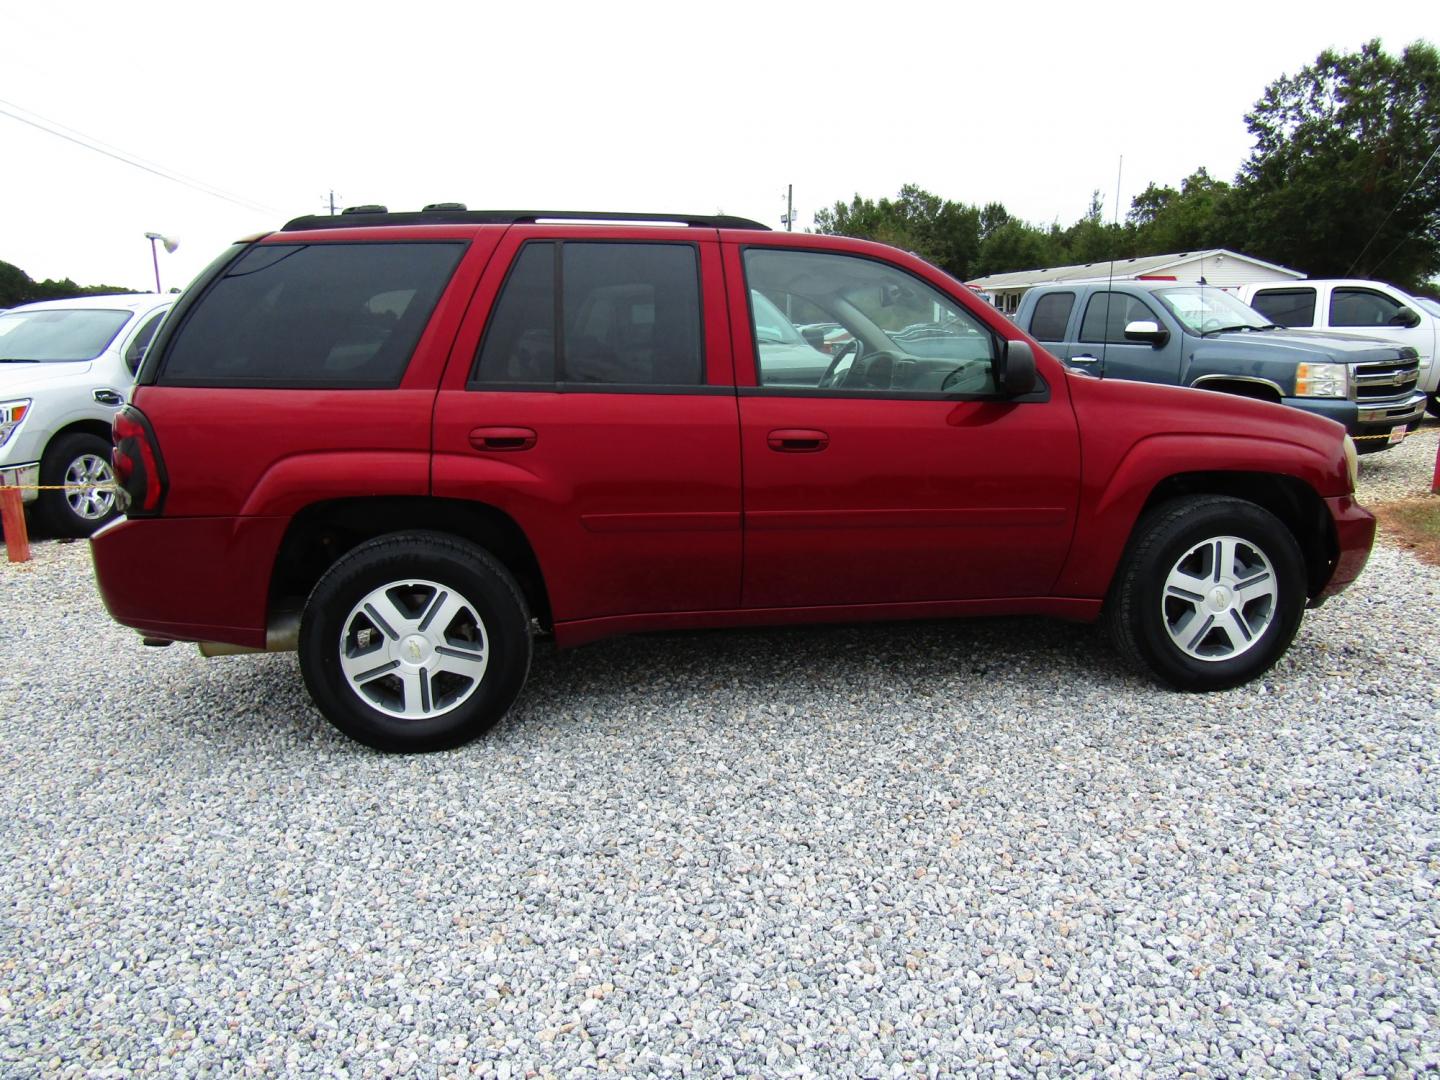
<box><xmin>0</xmin><ymin>357</ymin><xmax>42</xmax><ymax>363</ymax></box>
<box><xmin>1200</xmin><ymin>324</ymin><xmax>1264</xmax><ymax>337</ymax></box>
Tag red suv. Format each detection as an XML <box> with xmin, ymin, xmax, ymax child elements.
<box><xmin>91</xmin><ymin>208</ymin><xmax>1375</xmax><ymax>751</ymax></box>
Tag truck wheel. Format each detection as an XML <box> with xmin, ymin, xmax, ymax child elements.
<box><xmin>1106</xmin><ymin>496</ymin><xmax>1306</xmax><ymax>691</ymax></box>
<box><xmin>35</xmin><ymin>432</ymin><xmax>120</xmax><ymax>537</ymax></box>
<box><xmin>1427</xmin><ymin>393</ymin><xmax>1439</xmax><ymax>418</ymax></box>
<box><xmin>299</xmin><ymin>532</ymin><xmax>532</xmax><ymax>752</ymax></box>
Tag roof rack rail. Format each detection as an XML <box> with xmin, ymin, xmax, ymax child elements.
<box><xmin>281</xmin><ymin>209</ymin><xmax>771</xmax><ymax>232</ymax></box>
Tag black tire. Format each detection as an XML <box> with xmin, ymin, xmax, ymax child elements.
<box><xmin>299</xmin><ymin>531</ymin><xmax>532</xmax><ymax>752</ymax></box>
<box><xmin>34</xmin><ymin>432</ymin><xmax>120</xmax><ymax>538</ymax></box>
<box><xmin>1105</xmin><ymin>496</ymin><xmax>1306</xmax><ymax>691</ymax></box>
<box><xmin>1426</xmin><ymin>393</ymin><xmax>1439</xmax><ymax>419</ymax></box>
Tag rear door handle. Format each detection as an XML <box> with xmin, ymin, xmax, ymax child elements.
<box><xmin>1069</xmin><ymin>354</ymin><xmax>1100</xmax><ymax>366</ymax></box>
<box><xmin>468</xmin><ymin>426</ymin><xmax>537</xmax><ymax>452</ymax></box>
<box><xmin>767</xmin><ymin>428</ymin><xmax>829</xmax><ymax>452</ymax></box>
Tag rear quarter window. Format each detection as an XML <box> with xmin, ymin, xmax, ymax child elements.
<box><xmin>1250</xmin><ymin>288</ymin><xmax>1316</xmax><ymax>327</ymax></box>
<box><xmin>157</xmin><ymin>241</ymin><xmax>465</xmax><ymax>387</ymax></box>
<box><xmin>1027</xmin><ymin>292</ymin><xmax>1074</xmax><ymax>341</ymax></box>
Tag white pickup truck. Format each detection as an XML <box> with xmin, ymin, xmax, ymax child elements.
<box><xmin>1236</xmin><ymin>279</ymin><xmax>1440</xmax><ymax>417</ymax></box>
<box><xmin>0</xmin><ymin>294</ymin><xmax>174</xmax><ymax>535</ymax></box>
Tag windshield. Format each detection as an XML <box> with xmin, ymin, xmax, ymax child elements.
<box><xmin>1413</xmin><ymin>295</ymin><xmax>1440</xmax><ymax>319</ymax></box>
<box><xmin>1154</xmin><ymin>287</ymin><xmax>1272</xmax><ymax>334</ymax></box>
<box><xmin>0</xmin><ymin>308</ymin><xmax>133</xmax><ymax>361</ymax></box>
<box><xmin>749</xmin><ymin>290</ymin><xmax>808</xmax><ymax>345</ymax></box>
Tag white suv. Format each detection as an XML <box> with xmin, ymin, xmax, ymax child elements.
<box><xmin>0</xmin><ymin>294</ymin><xmax>174</xmax><ymax>535</ymax></box>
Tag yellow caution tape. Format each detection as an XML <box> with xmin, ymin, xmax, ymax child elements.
<box><xmin>0</xmin><ymin>483</ymin><xmax>117</xmax><ymax>492</ymax></box>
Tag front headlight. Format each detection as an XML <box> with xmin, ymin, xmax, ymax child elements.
<box><xmin>1295</xmin><ymin>362</ymin><xmax>1349</xmax><ymax>398</ymax></box>
<box><xmin>0</xmin><ymin>399</ymin><xmax>30</xmax><ymax>448</ymax></box>
<box><xmin>1342</xmin><ymin>435</ymin><xmax>1358</xmax><ymax>491</ymax></box>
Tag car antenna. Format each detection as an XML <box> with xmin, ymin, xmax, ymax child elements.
<box><xmin>1100</xmin><ymin>154</ymin><xmax>1123</xmax><ymax>375</ymax></box>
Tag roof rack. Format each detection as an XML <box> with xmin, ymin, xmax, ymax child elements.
<box><xmin>282</xmin><ymin>208</ymin><xmax>771</xmax><ymax>232</ymax></box>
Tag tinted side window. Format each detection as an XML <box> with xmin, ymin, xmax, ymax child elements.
<box><xmin>471</xmin><ymin>242</ymin><xmax>703</xmax><ymax>387</ymax></box>
<box><xmin>1330</xmin><ymin>288</ymin><xmax>1404</xmax><ymax>328</ymax></box>
<box><xmin>1028</xmin><ymin>292</ymin><xmax>1075</xmax><ymax>341</ymax></box>
<box><xmin>124</xmin><ymin>309</ymin><xmax>167</xmax><ymax>374</ymax></box>
<box><xmin>473</xmin><ymin>243</ymin><xmax>557</xmax><ymax>383</ymax></box>
<box><xmin>1250</xmin><ymin>288</ymin><xmax>1315</xmax><ymax>327</ymax></box>
<box><xmin>563</xmin><ymin>244</ymin><xmax>702</xmax><ymax>386</ymax></box>
<box><xmin>160</xmin><ymin>242</ymin><xmax>464</xmax><ymax>387</ymax></box>
<box><xmin>1079</xmin><ymin>293</ymin><xmax>1157</xmax><ymax>343</ymax></box>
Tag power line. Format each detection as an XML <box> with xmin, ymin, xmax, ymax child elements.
<box><xmin>1343</xmin><ymin>141</ymin><xmax>1440</xmax><ymax>277</ymax></box>
<box><xmin>0</xmin><ymin>97</ymin><xmax>281</xmax><ymax>215</ymax></box>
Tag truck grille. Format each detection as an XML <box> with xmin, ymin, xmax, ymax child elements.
<box><xmin>1354</xmin><ymin>355</ymin><xmax>1420</xmax><ymax>402</ymax></box>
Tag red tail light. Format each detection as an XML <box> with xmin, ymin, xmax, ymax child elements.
<box><xmin>112</xmin><ymin>405</ymin><xmax>168</xmax><ymax>516</ymax></box>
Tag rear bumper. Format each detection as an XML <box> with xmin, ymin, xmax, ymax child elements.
<box><xmin>1317</xmin><ymin>494</ymin><xmax>1375</xmax><ymax>601</ymax></box>
<box><xmin>89</xmin><ymin>514</ymin><xmax>288</xmax><ymax>648</ymax></box>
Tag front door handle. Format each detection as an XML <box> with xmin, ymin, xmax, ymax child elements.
<box><xmin>767</xmin><ymin>428</ymin><xmax>829</xmax><ymax>452</ymax></box>
<box><xmin>468</xmin><ymin>426</ymin><xmax>537</xmax><ymax>452</ymax></box>
<box><xmin>1069</xmin><ymin>354</ymin><xmax>1101</xmax><ymax>366</ymax></box>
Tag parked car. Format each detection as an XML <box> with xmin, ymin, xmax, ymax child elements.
<box><xmin>1015</xmin><ymin>281</ymin><xmax>1425</xmax><ymax>453</ymax></box>
<box><xmin>1236</xmin><ymin>279</ymin><xmax>1440</xmax><ymax>417</ymax></box>
<box><xmin>91</xmin><ymin>208</ymin><xmax>1374</xmax><ymax>752</ymax></box>
<box><xmin>749</xmin><ymin>291</ymin><xmax>833</xmax><ymax>385</ymax></box>
<box><xmin>0</xmin><ymin>294</ymin><xmax>174</xmax><ymax>535</ymax></box>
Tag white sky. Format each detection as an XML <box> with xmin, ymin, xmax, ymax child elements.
<box><xmin>1</xmin><ymin>0</ymin><xmax>1434</xmax><ymax>292</ymax></box>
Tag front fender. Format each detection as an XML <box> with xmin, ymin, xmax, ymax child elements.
<box><xmin>1054</xmin><ymin>431</ymin><xmax>1340</xmax><ymax>599</ymax></box>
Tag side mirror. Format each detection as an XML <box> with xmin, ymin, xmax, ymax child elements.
<box><xmin>800</xmin><ymin>326</ymin><xmax>827</xmax><ymax>350</ymax></box>
<box><xmin>1391</xmin><ymin>308</ymin><xmax>1421</xmax><ymax>329</ymax></box>
<box><xmin>1124</xmin><ymin>320</ymin><xmax>1169</xmax><ymax>347</ymax></box>
<box><xmin>995</xmin><ymin>339</ymin><xmax>1038</xmax><ymax>397</ymax></box>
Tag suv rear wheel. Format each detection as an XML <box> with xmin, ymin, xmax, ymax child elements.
<box><xmin>35</xmin><ymin>432</ymin><xmax>119</xmax><ymax>537</ymax></box>
<box><xmin>1106</xmin><ymin>496</ymin><xmax>1306</xmax><ymax>690</ymax></box>
<box><xmin>299</xmin><ymin>532</ymin><xmax>532</xmax><ymax>752</ymax></box>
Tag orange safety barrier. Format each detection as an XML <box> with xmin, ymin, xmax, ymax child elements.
<box><xmin>0</xmin><ymin>487</ymin><xmax>29</xmax><ymax>563</ymax></box>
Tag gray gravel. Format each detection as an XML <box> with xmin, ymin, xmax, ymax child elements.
<box><xmin>1357</xmin><ymin>417</ymin><xmax>1439</xmax><ymax>505</ymax></box>
<box><xmin>2</xmin><ymin>444</ymin><xmax>1439</xmax><ymax>1077</ymax></box>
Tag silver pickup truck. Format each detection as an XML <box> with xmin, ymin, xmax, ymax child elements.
<box><xmin>0</xmin><ymin>294</ymin><xmax>174</xmax><ymax>535</ymax></box>
<box><xmin>1014</xmin><ymin>281</ymin><xmax>1425</xmax><ymax>453</ymax></box>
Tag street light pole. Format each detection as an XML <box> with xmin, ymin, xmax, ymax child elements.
<box><xmin>143</xmin><ymin>232</ymin><xmax>178</xmax><ymax>293</ymax></box>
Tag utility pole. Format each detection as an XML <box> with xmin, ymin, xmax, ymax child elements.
<box><xmin>328</xmin><ymin>190</ymin><xmax>338</xmax><ymax>216</ymax></box>
<box><xmin>781</xmin><ymin>184</ymin><xmax>794</xmax><ymax>232</ymax></box>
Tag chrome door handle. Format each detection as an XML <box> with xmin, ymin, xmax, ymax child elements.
<box><xmin>1069</xmin><ymin>355</ymin><xmax>1100</xmax><ymax>366</ymax></box>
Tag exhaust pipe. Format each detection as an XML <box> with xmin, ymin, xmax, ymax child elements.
<box><xmin>197</xmin><ymin>612</ymin><xmax>301</xmax><ymax>657</ymax></box>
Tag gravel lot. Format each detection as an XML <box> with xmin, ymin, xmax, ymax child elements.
<box><xmin>2</xmin><ymin>424</ymin><xmax>1438</xmax><ymax>1078</ymax></box>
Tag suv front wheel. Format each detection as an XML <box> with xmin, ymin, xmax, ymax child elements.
<box><xmin>35</xmin><ymin>432</ymin><xmax>120</xmax><ymax>537</ymax></box>
<box><xmin>1106</xmin><ymin>496</ymin><xmax>1306</xmax><ymax>690</ymax></box>
<box><xmin>299</xmin><ymin>532</ymin><xmax>532</xmax><ymax>752</ymax></box>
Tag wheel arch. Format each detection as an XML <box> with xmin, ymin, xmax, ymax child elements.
<box><xmin>269</xmin><ymin>496</ymin><xmax>553</xmax><ymax>631</ymax></box>
<box><xmin>1188</xmin><ymin>375</ymin><xmax>1284</xmax><ymax>403</ymax></box>
<box><xmin>1135</xmin><ymin>472</ymin><xmax>1336</xmax><ymax>597</ymax></box>
<box><xmin>43</xmin><ymin>419</ymin><xmax>116</xmax><ymax>456</ymax></box>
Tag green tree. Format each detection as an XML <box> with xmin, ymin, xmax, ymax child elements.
<box><xmin>813</xmin><ymin>184</ymin><xmax>982</xmax><ymax>279</ymax></box>
<box><xmin>1233</xmin><ymin>39</ymin><xmax>1440</xmax><ymax>287</ymax></box>
<box><xmin>1127</xmin><ymin>168</ymin><xmax>1235</xmax><ymax>254</ymax></box>
<box><xmin>0</xmin><ymin>259</ymin><xmax>137</xmax><ymax>307</ymax></box>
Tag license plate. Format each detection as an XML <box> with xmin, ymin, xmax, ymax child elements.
<box><xmin>1388</xmin><ymin>426</ymin><xmax>1406</xmax><ymax>445</ymax></box>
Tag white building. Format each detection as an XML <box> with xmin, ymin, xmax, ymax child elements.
<box><xmin>966</xmin><ymin>249</ymin><xmax>1304</xmax><ymax>314</ymax></box>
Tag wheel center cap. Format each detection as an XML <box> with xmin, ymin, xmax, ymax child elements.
<box><xmin>1207</xmin><ymin>585</ymin><xmax>1233</xmax><ymax>612</ymax></box>
<box><xmin>399</xmin><ymin>634</ymin><xmax>432</xmax><ymax>664</ymax></box>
